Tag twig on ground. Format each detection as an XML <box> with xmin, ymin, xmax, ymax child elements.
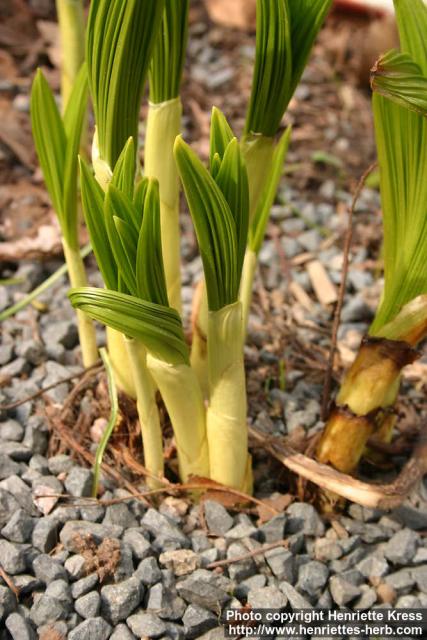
<box><xmin>1</xmin><ymin>361</ymin><xmax>102</xmax><ymax>410</ymax></box>
<box><xmin>249</xmin><ymin>423</ymin><xmax>427</xmax><ymax>509</ymax></box>
<box><xmin>321</xmin><ymin>162</ymin><xmax>378</xmax><ymax>421</ymax></box>
<box><xmin>0</xmin><ymin>565</ymin><xmax>20</xmax><ymax>598</ymax></box>
<box><xmin>206</xmin><ymin>540</ymin><xmax>289</xmax><ymax>570</ymax></box>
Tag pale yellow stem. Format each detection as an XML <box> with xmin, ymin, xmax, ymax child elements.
<box><xmin>190</xmin><ymin>281</ymin><xmax>209</xmax><ymax>398</ymax></box>
<box><xmin>145</xmin><ymin>98</ymin><xmax>182</xmax><ymax>314</ymax></box>
<box><xmin>124</xmin><ymin>338</ymin><xmax>164</xmax><ymax>488</ymax></box>
<box><xmin>62</xmin><ymin>239</ymin><xmax>98</xmax><ymax>367</ymax></box>
<box><xmin>240</xmin><ymin>248</ymin><xmax>257</xmax><ymax>333</ymax></box>
<box><xmin>55</xmin><ymin>0</ymin><xmax>85</xmax><ymax>111</ymax></box>
<box><xmin>207</xmin><ymin>302</ymin><xmax>251</xmax><ymax>491</ymax></box>
<box><xmin>146</xmin><ymin>354</ymin><xmax>209</xmax><ymax>481</ymax></box>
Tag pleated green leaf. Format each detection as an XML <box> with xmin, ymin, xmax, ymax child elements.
<box><xmin>111</xmin><ymin>137</ymin><xmax>136</xmax><ymax>200</ymax></box>
<box><xmin>69</xmin><ymin>287</ymin><xmax>189</xmax><ymax>365</ymax></box>
<box><xmin>214</xmin><ymin>138</ymin><xmax>249</xmax><ymax>278</ymax></box>
<box><xmin>371</xmin><ymin>50</ymin><xmax>427</xmax><ymax>117</ymax></box>
<box><xmin>79</xmin><ymin>158</ymin><xmax>118</xmax><ymax>291</ymax></box>
<box><xmin>104</xmin><ymin>186</ymin><xmax>138</xmax><ymax>294</ymax></box>
<box><xmin>249</xmin><ymin>126</ymin><xmax>292</xmax><ymax>254</ymax></box>
<box><xmin>31</xmin><ymin>69</ymin><xmax>66</xmax><ymax>229</ymax></box>
<box><xmin>133</xmin><ymin>177</ymin><xmax>149</xmax><ymax>229</ymax></box>
<box><xmin>370</xmin><ymin>0</ymin><xmax>427</xmax><ymax>333</ymax></box>
<box><xmin>174</xmin><ymin>136</ymin><xmax>238</xmax><ymax>311</ymax></box>
<box><xmin>136</xmin><ymin>179</ymin><xmax>169</xmax><ymax>307</ymax></box>
<box><xmin>86</xmin><ymin>0</ymin><xmax>165</xmax><ymax>168</ymax></box>
<box><xmin>245</xmin><ymin>0</ymin><xmax>332</xmax><ymax>137</ymax></box>
<box><xmin>149</xmin><ymin>0</ymin><xmax>189</xmax><ymax>103</ymax></box>
<box><xmin>209</xmin><ymin>107</ymin><xmax>234</xmax><ymax>171</ymax></box>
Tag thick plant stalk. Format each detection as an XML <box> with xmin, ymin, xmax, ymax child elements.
<box><xmin>146</xmin><ymin>354</ymin><xmax>209</xmax><ymax>481</ymax></box>
<box><xmin>191</xmin><ymin>136</ymin><xmax>275</xmax><ymax>390</ymax></box>
<box><xmin>62</xmin><ymin>239</ymin><xmax>98</xmax><ymax>367</ymax></box>
<box><xmin>55</xmin><ymin>0</ymin><xmax>85</xmax><ymax>110</ymax></box>
<box><xmin>240</xmin><ymin>248</ymin><xmax>258</xmax><ymax>332</ymax></box>
<box><xmin>190</xmin><ymin>281</ymin><xmax>209</xmax><ymax>398</ymax></box>
<box><xmin>124</xmin><ymin>338</ymin><xmax>164</xmax><ymax>488</ymax></box>
<box><xmin>207</xmin><ymin>301</ymin><xmax>252</xmax><ymax>491</ymax></box>
<box><xmin>317</xmin><ymin>295</ymin><xmax>427</xmax><ymax>474</ymax></box>
<box><xmin>106</xmin><ymin>327</ymin><xmax>139</xmax><ymax>399</ymax></box>
<box><xmin>145</xmin><ymin>98</ymin><xmax>182</xmax><ymax>313</ymax></box>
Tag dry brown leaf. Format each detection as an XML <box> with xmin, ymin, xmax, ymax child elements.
<box><xmin>257</xmin><ymin>493</ymin><xmax>293</xmax><ymax>524</ymax></box>
<box><xmin>0</xmin><ymin>223</ymin><xmax>62</xmax><ymax>260</ymax></box>
<box><xmin>204</xmin><ymin>0</ymin><xmax>256</xmax><ymax>30</ymax></box>
<box><xmin>0</xmin><ymin>97</ymin><xmax>34</xmax><ymax>169</ymax></box>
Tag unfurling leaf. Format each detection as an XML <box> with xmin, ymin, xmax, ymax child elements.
<box><xmin>371</xmin><ymin>50</ymin><xmax>427</xmax><ymax>117</ymax></box>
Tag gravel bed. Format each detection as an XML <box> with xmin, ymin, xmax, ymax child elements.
<box><xmin>1</xmin><ymin>187</ymin><xmax>427</xmax><ymax>639</ymax></box>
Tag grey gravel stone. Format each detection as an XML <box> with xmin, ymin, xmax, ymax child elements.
<box><xmin>103</xmin><ymin>503</ymin><xmax>138</xmax><ymax>528</ymax></box>
<box><xmin>23</xmin><ymin>416</ymin><xmax>49</xmax><ymax>455</ymax></box>
<box><xmin>329</xmin><ymin>575</ymin><xmax>361</xmax><ymax>606</ymax></box>
<box><xmin>1</xmin><ymin>508</ymin><xmax>34</xmax><ymax>543</ymax></box>
<box><xmin>356</xmin><ymin>554</ymin><xmax>389</xmax><ymax>579</ymax></box>
<box><xmin>48</xmin><ymin>454</ymin><xmax>74</xmax><ymax>475</ymax></box>
<box><xmin>29</xmin><ymin>454</ymin><xmax>49</xmax><ymax>474</ymax></box>
<box><xmin>5</xmin><ymin>612</ymin><xmax>36</xmax><ymax>640</ymax></box>
<box><xmin>12</xmin><ymin>575</ymin><xmax>42</xmax><ymax>595</ymax></box>
<box><xmin>0</xmin><ymin>586</ymin><xmax>17</xmax><ymax>622</ymax></box>
<box><xmin>110</xmin><ymin>624</ymin><xmax>137</xmax><ymax>640</ymax></box>
<box><xmin>258</xmin><ymin>515</ymin><xmax>286</xmax><ymax>543</ymax></box>
<box><xmin>1</xmin><ymin>442</ymin><xmax>32</xmax><ymax>462</ymax></box>
<box><xmin>123</xmin><ymin>529</ymin><xmax>152</xmax><ymax>560</ymax></box>
<box><xmin>0</xmin><ymin>475</ymin><xmax>33</xmax><ymax>514</ymax></box>
<box><xmin>0</xmin><ymin>357</ymin><xmax>30</xmax><ymax>378</ymax></box>
<box><xmin>100</xmin><ymin>577</ymin><xmax>143</xmax><ymax>624</ymax></box>
<box><xmin>354</xmin><ymin>587</ymin><xmax>377</xmax><ymax>610</ymax></box>
<box><xmin>225</xmin><ymin>521</ymin><xmax>257</xmax><ymax>540</ymax></box>
<box><xmin>65</xmin><ymin>554</ymin><xmax>87</xmax><ymax>580</ymax></box>
<box><xmin>43</xmin><ymin>320</ymin><xmax>78</xmax><ymax>350</ymax></box>
<box><xmin>385</xmin><ymin>569</ymin><xmax>414</xmax><ymax>594</ymax></box>
<box><xmin>286</xmin><ymin>503</ymin><xmax>325</xmax><ymax>536</ymax></box>
<box><xmin>341</xmin><ymin>297</ymin><xmax>373</xmax><ymax>322</ymax></box>
<box><xmin>226</xmin><ymin>542</ymin><xmax>256</xmax><ymax>581</ymax></box>
<box><xmin>32</xmin><ymin>516</ymin><xmax>58</xmax><ymax>552</ymax></box>
<box><xmin>412</xmin><ymin>566</ymin><xmax>427</xmax><ymax>593</ymax></box>
<box><xmin>314</xmin><ymin>538</ymin><xmax>342</xmax><ymax>562</ymax></box>
<box><xmin>0</xmin><ymin>455</ymin><xmax>21</xmax><ymax>480</ymax></box>
<box><xmin>384</xmin><ymin>528</ymin><xmax>419</xmax><ymax>565</ymax></box>
<box><xmin>16</xmin><ymin>339</ymin><xmax>46</xmax><ymax>365</ymax></box>
<box><xmin>71</xmin><ymin>574</ymin><xmax>99</xmax><ymax>599</ymax></box>
<box><xmin>234</xmin><ymin>574</ymin><xmax>267</xmax><ymax>600</ymax></box>
<box><xmin>0</xmin><ymin>419</ymin><xmax>24</xmax><ymax>442</ymax></box>
<box><xmin>182</xmin><ymin>604</ymin><xmax>217</xmax><ymax>638</ymax></box>
<box><xmin>65</xmin><ymin>467</ymin><xmax>93</xmax><ymax>497</ymax></box>
<box><xmin>0</xmin><ymin>344</ymin><xmax>13</xmax><ymax>366</ymax></box>
<box><xmin>297</xmin><ymin>561</ymin><xmax>329</xmax><ymax>597</ymax></box>
<box><xmin>127</xmin><ymin>612</ymin><xmax>167</xmax><ymax>638</ymax></box>
<box><xmin>60</xmin><ymin>520</ymin><xmax>123</xmax><ymax>550</ymax></box>
<box><xmin>279</xmin><ymin>582</ymin><xmax>312</xmax><ymax>609</ymax></box>
<box><xmin>203</xmin><ymin>501</ymin><xmax>234</xmax><ymax>535</ymax></box>
<box><xmin>247</xmin><ymin>585</ymin><xmax>287</xmax><ymax>609</ymax></box>
<box><xmin>265</xmin><ymin>547</ymin><xmax>295</xmax><ymax>583</ymax></box>
<box><xmin>33</xmin><ymin>553</ymin><xmax>68</xmax><ymax>583</ymax></box>
<box><xmin>135</xmin><ymin>556</ymin><xmax>162</xmax><ymax>585</ymax></box>
<box><xmin>68</xmin><ymin>617</ymin><xmax>112</xmax><ymax>640</ymax></box>
<box><xmin>176</xmin><ymin>572</ymin><xmax>230</xmax><ymax>612</ymax></box>
<box><xmin>75</xmin><ymin>591</ymin><xmax>101</xmax><ymax>619</ymax></box>
<box><xmin>45</xmin><ymin>580</ymin><xmax>73</xmax><ymax>609</ymax></box>
<box><xmin>141</xmin><ymin>509</ymin><xmax>189</xmax><ymax>547</ymax></box>
<box><xmin>30</xmin><ymin>593</ymin><xmax>69</xmax><ymax>627</ymax></box>
<box><xmin>147</xmin><ymin>582</ymin><xmax>186</xmax><ymax>621</ymax></box>
<box><xmin>0</xmin><ymin>539</ymin><xmax>26</xmax><ymax>574</ymax></box>
<box><xmin>79</xmin><ymin>503</ymin><xmax>105</xmax><ymax>522</ymax></box>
